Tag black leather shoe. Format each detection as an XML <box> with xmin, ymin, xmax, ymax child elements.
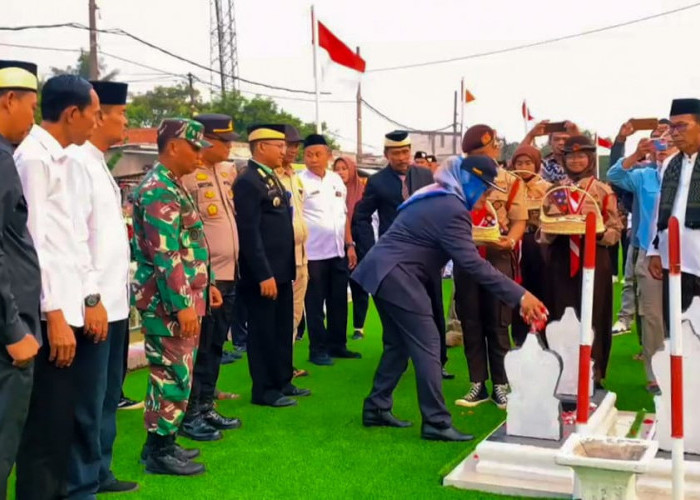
<box><xmin>220</xmin><ymin>350</ymin><xmax>238</xmax><ymax>365</ymax></box>
<box><xmin>282</xmin><ymin>385</ymin><xmax>312</xmax><ymax>397</ymax></box>
<box><xmin>268</xmin><ymin>396</ymin><xmax>298</xmax><ymax>407</ymax></box>
<box><xmin>202</xmin><ymin>408</ymin><xmax>242</xmax><ymax>430</ymax></box>
<box><xmin>309</xmin><ymin>353</ymin><xmax>334</xmax><ymax>366</ymax></box>
<box><xmin>442</xmin><ymin>369</ymin><xmax>455</xmax><ymax>380</ymax></box>
<box><xmin>421</xmin><ymin>423</ymin><xmax>474</xmax><ymax>442</ymax></box>
<box><xmin>362</xmin><ymin>409</ymin><xmax>412</xmax><ymax>428</ymax></box>
<box><xmin>98</xmin><ymin>479</ymin><xmax>140</xmax><ymax>493</ymax></box>
<box><xmin>329</xmin><ymin>348</ymin><xmax>362</xmax><ymax>359</ymax></box>
<box><xmin>140</xmin><ymin>443</ymin><xmax>200</xmax><ymax>465</ymax></box>
<box><xmin>179</xmin><ymin>415</ymin><xmax>223</xmax><ymax>441</ymax></box>
<box><xmin>145</xmin><ymin>448</ymin><xmax>205</xmax><ymax>476</ymax></box>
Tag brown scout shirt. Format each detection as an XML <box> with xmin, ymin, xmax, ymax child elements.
<box><xmin>539</xmin><ymin>176</ymin><xmax>623</xmax><ymax>247</ymax></box>
<box><xmin>487</xmin><ymin>168</ymin><xmax>528</xmax><ymax>234</ymax></box>
<box><xmin>276</xmin><ymin>166</ymin><xmax>309</xmax><ymax>267</ymax></box>
<box><xmin>523</xmin><ymin>176</ymin><xmax>552</xmax><ymax>230</ymax></box>
<box><xmin>182</xmin><ymin>161</ymin><xmax>239</xmax><ymax>281</ymax></box>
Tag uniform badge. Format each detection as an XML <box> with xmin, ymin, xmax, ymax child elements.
<box><xmin>273</xmin><ymin>197</ymin><xmax>281</xmax><ymax>207</ymax></box>
<box><xmin>196</xmin><ymin>173</ymin><xmax>208</xmax><ymax>181</ymax></box>
<box><xmin>221</xmin><ymin>171</ymin><xmax>228</xmax><ymax>178</ymax></box>
<box><xmin>228</xmin><ymin>190</ymin><xmax>233</xmax><ymax>199</ymax></box>
<box><xmin>188</xmin><ymin>228</ymin><xmax>201</xmax><ymax>240</ymax></box>
<box><xmin>205</xmin><ymin>190</ymin><xmax>215</xmax><ymax>199</ymax></box>
<box><xmin>207</xmin><ymin>204</ymin><xmax>218</xmax><ymax>216</ymax></box>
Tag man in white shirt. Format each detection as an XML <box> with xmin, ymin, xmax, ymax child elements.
<box><xmin>14</xmin><ymin>74</ymin><xmax>99</xmax><ymax>500</ymax></box>
<box><xmin>649</xmin><ymin>98</ymin><xmax>700</xmax><ymax>325</ymax></box>
<box><xmin>299</xmin><ymin>134</ymin><xmax>360</xmax><ymax>366</ymax></box>
<box><xmin>65</xmin><ymin>81</ymin><xmax>138</xmax><ymax>496</ymax></box>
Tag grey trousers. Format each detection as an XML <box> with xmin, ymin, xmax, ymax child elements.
<box><xmin>618</xmin><ymin>241</ymin><xmax>637</xmax><ymax>323</ymax></box>
<box><xmin>635</xmin><ymin>249</ymin><xmax>665</xmax><ymax>383</ymax></box>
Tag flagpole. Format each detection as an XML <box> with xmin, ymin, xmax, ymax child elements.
<box><xmin>523</xmin><ymin>99</ymin><xmax>529</xmax><ymax>136</ymax></box>
<box><xmin>311</xmin><ymin>5</ymin><xmax>321</xmax><ymax>133</ymax></box>
<box><xmin>594</xmin><ymin>133</ymin><xmax>600</xmax><ymax>178</ymax></box>
<box><xmin>460</xmin><ymin>78</ymin><xmax>465</xmax><ymax>144</ymax></box>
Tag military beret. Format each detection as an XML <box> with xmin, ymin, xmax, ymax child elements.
<box><xmin>462</xmin><ymin>124</ymin><xmax>495</xmax><ymax>154</ymax></box>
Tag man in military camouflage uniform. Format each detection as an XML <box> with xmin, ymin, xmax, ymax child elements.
<box><xmin>131</xmin><ymin>118</ymin><xmax>222</xmax><ymax>476</ymax></box>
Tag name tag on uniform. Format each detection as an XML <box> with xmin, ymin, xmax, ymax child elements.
<box><xmin>308</xmin><ymin>190</ymin><xmax>320</xmax><ymax>196</ymax></box>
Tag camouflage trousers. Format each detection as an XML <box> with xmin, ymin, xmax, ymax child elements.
<box><xmin>142</xmin><ymin>314</ymin><xmax>199</xmax><ymax>436</ymax></box>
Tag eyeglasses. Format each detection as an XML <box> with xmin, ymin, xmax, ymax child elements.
<box><xmin>261</xmin><ymin>141</ymin><xmax>286</xmax><ymax>150</ymax></box>
<box><xmin>669</xmin><ymin>122</ymin><xmax>692</xmax><ymax>133</ymax></box>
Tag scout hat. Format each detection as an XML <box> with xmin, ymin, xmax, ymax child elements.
<box><xmin>461</xmin><ymin>155</ymin><xmax>506</xmax><ymax>193</ymax></box>
<box><xmin>303</xmin><ymin>133</ymin><xmax>328</xmax><ymax>147</ymax></box>
<box><xmin>194</xmin><ymin>113</ymin><xmax>240</xmax><ymax>141</ymax></box>
<box><xmin>284</xmin><ymin>124</ymin><xmax>303</xmax><ymax>144</ymax></box>
<box><xmin>462</xmin><ymin>124</ymin><xmax>496</xmax><ymax>154</ymax></box>
<box><xmin>157</xmin><ymin>118</ymin><xmax>211</xmax><ymax>150</ymax></box>
<box><xmin>414</xmin><ymin>151</ymin><xmax>428</xmax><ymax>160</ymax></box>
<box><xmin>670</xmin><ymin>98</ymin><xmax>700</xmax><ymax>117</ymax></box>
<box><xmin>247</xmin><ymin>124</ymin><xmax>286</xmax><ymax>142</ymax></box>
<box><xmin>0</xmin><ymin>60</ymin><xmax>38</xmax><ymax>92</ymax></box>
<box><xmin>90</xmin><ymin>81</ymin><xmax>128</xmax><ymax>105</ymax></box>
<box><xmin>384</xmin><ymin>130</ymin><xmax>411</xmax><ymax>148</ymax></box>
<box><xmin>562</xmin><ymin>135</ymin><xmax>596</xmax><ymax>154</ymax></box>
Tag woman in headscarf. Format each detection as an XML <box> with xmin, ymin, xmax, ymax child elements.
<box><xmin>352</xmin><ymin>155</ymin><xmax>547</xmax><ymax>442</ymax></box>
<box><xmin>539</xmin><ymin>136</ymin><xmax>623</xmax><ymax>387</ymax></box>
<box><xmin>509</xmin><ymin>145</ymin><xmax>552</xmax><ymax>346</ymax></box>
<box><xmin>333</xmin><ymin>156</ymin><xmax>369</xmax><ymax>340</ymax></box>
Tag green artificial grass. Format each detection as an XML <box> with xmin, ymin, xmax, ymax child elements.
<box><xmin>9</xmin><ymin>279</ymin><xmax>650</xmax><ymax>499</ymax></box>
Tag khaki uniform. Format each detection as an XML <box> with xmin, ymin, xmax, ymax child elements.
<box><xmin>523</xmin><ymin>176</ymin><xmax>552</xmax><ymax>230</ymax></box>
<box><xmin>182</xmin><ymin>162</ymin><xmax>239</xmax><ymax>281</ymax></box>
<box><xmin>486</xmin><ymin>168</ymin><xmax>528</xmax><ymax>234</ymax></box>
<box><xmin>276</xmin><ymin>166</ymin><xmax>309</xmax><ymax>335</ymax></box>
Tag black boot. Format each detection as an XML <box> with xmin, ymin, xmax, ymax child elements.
<box><xmin>143</xmin><ymin>433</ymin><xmax>205</xmax><ymax>476</ymax></box>
<box><xmin>200</xmin><ymin>397</ymin><xmax>242</xmax><ymax>430</ymax></box>
<box><xmin>140</xmin><ymin>440</ymin><xmax>200</xmax><ymax>464</ymax></box>
<box><xmin>180</xmin><ymin>398</ymin><xmax>223</xmax><ymax>441</ymax></box>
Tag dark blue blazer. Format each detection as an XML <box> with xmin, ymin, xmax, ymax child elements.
<box><xmin>351</xmin><ymin>194</ymin><xmax>525</xmax><ymax>316</ymax></box>
<box><xmin>351</xmin><ymin>164</ymin><xmax>434</xmax><ymax>258</ymax></box>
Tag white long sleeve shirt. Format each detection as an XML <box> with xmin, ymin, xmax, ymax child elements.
<box><xmin>648</xmin><ymin>152</ymin><xmax>700</xmax><ymax>277</ymax></box>
<box><xmin>66</xmin><ymin>142</ymin><xmax>131</xmax><ymax>321</ymax></box>
<box><xmin>14</xmin><ymin>125</ymin><xmax>85</xmax><ymax>327</ymax></box>
<box><xmin>299</xmin><ymin>169</ymin><xmax>347</xmax><ymax>261</ymax></box>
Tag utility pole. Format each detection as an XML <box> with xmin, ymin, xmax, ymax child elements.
<box><xmin>88</xmin><ymin>0</ymin><xmax>99</xmax><ymax>80</ymax></box>
<box><xmin>452</xmin><ymin>90</ymin><xmax>458</xmax><ymax>155</ymax></box>
<box><xmin>187</xmin><ymin>73</ymin><xmax>196</xmax><ymax>114</ymax></box>
<box><xmin>355</xmin><ymin>46</ymin><xmax>363</xmax><ymax>162</ymax></box>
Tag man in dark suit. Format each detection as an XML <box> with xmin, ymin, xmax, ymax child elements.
<box><xmin>352</xmin><ymin>156</ymin><xmax>547</xmax><ymax>441</ymax></box>
<box><xmin>233</xmin><ymin>124</ymin><xmax>310</xmax><ymax>408</ymax></box>
<box><xmin>352</xmin><ymin>131</ymin><xmax>453</xmax><ymax>378</ymax></box>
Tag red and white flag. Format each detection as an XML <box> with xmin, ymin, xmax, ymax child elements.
<box><xmin>597</xmin><ymin>136</ymin><xmax>613</xmax><ymax>149</ymax></box>
<box><xmin>522</xmin><ymin>100</ymin><xmax>534</xmax><ymax>121</ymax></box>
<box><xmin>314</xmin><ymin>19</ymin><xmax>366</xmax><ymax>73</ymax></box>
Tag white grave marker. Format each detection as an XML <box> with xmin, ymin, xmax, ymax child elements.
<box><xmin>505</xmin><ymin>333</ymin><xmax>563</xmax><ymax>440</ymax></box>
<box><xmin>546</xmin><ymin>307</ymin><xmax>595</xmax><ymax>398</ymax></box>
<box><xmin>652</xmin><ymin>297</ymin><xmax>700</xmax><ymax>454</ymax></box>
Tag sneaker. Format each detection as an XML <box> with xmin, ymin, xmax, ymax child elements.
<box><xmin>351</xmin><ymin>330</ymin><xmax>365</xmax><ymax>340</ymax></box>
<box><xmin>492</xmin><ymin>384</ymin><xmax>509</xmax><ymax>410</ymax></box>
<box><xmin>612</xmin><ymin>320</ymin><xmax>630</xmax><ymax>336</ymax></box>
<box><xmin>455</xmin><ymin>382</ymin><xmax>489</xmax><ymax>407</ymax></box>
<box><xmin>118</xmin><ymin>397</ymin><xmax>144</xmax><ymax>410</ymax></box>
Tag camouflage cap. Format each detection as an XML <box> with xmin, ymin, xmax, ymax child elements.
<box><xmin>158</xmin><ymin>118</ymin><xmax>212</xmax><ymax>150</ymax></box>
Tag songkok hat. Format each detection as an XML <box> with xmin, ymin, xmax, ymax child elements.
<box><xmin>670</xmin><ymin>98</ymin><xmax>700</xmax><ymax>117</ymax></box>
<box><xmin>303</xmin><ymin>134</ymin><xmax>328</xmax><ymax>148</ymax></box>
<box><xmin>384</xmin><ymin>130</ymin><xmax>411</xmax><ymax>148</ymax></box>
<box><xmin>0</xmin><ymin>60</ymin><xmax>38</xmax><ymax>91</ymax></box>
<box><xmin>247</xmin><ymin>124</ymin><xmax>286</xmax><ymax>142</ymax></box>
<box><xmin>90</xmin><ymin>81</ymin><xmax>128</xmax><ymax>106</ymax></box>
<box><xmin>414</xmin><ymin>151</ymin><xmax>428</xmax><ymax>160</ymax></box>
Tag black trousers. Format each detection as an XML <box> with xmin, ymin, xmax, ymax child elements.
<box><xmin>349</xmin><ymin>279</ymin><xmax>369</xmax><ymax>330</ymax></box>
<box><xmin>364</xmin><ymin>296</ymin><xmax>451</xmax><ymax>427</ymax></box>
<box><xmin>244</xmin><ymin>281</ymin><xmax>294</xmax><ymax>404</ymax></box>
<box><xmin>454</xmin><ymin>249</ymin><xmax>514</xmax><ymax>385</ymax></box>
<box><xmin>67</xmin><ymin>320</ymin><xmax>128</xmax><ymax>498</ymax></box>
<box><xmin>0</xmin><ymin>349</ymin><xmax>33</xmax><ymax>499</ymax></box>
<box><xmin>16</xmin><ymin>322</ymin><xmax>80</xmax><ymax>500</ymax></box>
<box><xmin>231</xmin><ymin>283</ymin><xmax>249</xmax><ymax>348</ymax></box>
<box><xmin>119</xmin><ymin>314</ymin><xmax>129</xmax><ymax>399</ymax></box>
<box><xmin>662</xmin><ymin>270</ymin><xmax>700</xmax><ymax>338</ymax></box>
<box><xmin>191</xmin><ymin>281</ymin><xmax>236</xmax><ymax>402</ymax></box>
<box><xmin>305</xmin><ymin>257</ymin><xmax>349</xmax><ymax>356</ymax></box>
<box><xmin>512</xmin><ymin>232</ymin><xmax>547</xmax><ymax>347</ymax></box>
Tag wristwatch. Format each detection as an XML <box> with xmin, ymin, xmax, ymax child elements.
<box><xmin>345</xmin><ymin>242</ymin><xmax>356</xmax><ymax>250</ymax></box>
<box><xmin>84</xmin><ymin>294</ymin><xmax>101</xmax><ymax>308</ymax></box>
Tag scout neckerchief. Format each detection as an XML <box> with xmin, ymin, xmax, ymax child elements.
<box><xmin>567</xmin><ymin>177</ymin><xmax>594</xmax><ymax>277</ymax></box>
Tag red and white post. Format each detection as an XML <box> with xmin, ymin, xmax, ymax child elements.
<box><xmin>576</xmin><ymin>212</ymin><xmax>597</xmax><ymax>433</ymax></box>
<box><xmin>668</xmin><ymin>216</ymin><xmax>684</xmax><ymax>500</ymax></box>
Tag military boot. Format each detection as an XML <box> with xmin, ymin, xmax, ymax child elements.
<box><xmin>200</xmin><ymin>396</ymin><xmax>241</xmax><ymax>430</ymax></box>
<box><xmin>143</xmin><ymin>433</ymin><xmax>205</xmax><ymax>476</ymax></box>
<box><xmin>180</xmin><ymin>397</ymin><xmax>222</xmax><ymax>441</ymax></box>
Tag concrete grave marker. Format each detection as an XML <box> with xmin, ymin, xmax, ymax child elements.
<box><xmin>546</xmin><ymin>307</ymin><xmax>595</xmax><ymax>398</ymax></box>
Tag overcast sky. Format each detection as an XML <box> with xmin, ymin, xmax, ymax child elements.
<box><xmin>2</xmin><ymin>0</ymin><xmax>700</xmax><ymax>154</ymax></box>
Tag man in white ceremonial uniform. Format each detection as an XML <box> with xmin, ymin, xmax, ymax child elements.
<box><xmin>299</xmin><ymin>134</ymin><xmax>360</xmax><ymax>366</ymax></box>
<box><xmin>65</xmin><ymin>80</ymin><xmax>138</xmax><ymax>496</ymax></box>
<box><xmin>649</xmin><ymin>98</ymin><xmax>700</xmax><ymax>325</ymax></box>
<box><xmin>13</xmin><ymin>74</ymin><xmax>99</xmax><ymax>500</ymax></box>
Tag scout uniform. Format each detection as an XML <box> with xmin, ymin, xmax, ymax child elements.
<box><xmin>539</xmin><ymin>136</ymin><xmax>622</xmax><ymax>383</ymax></box>
<box><xmin>180</xmin><ymin>113</ymin><xmax>241</xmax><ymax>440</ymax></box>
<box><xmin>130</xmin><ymin>118</ymin><xmax>212</xmax><ymax>474</ymax></box>
<box><xmin>0</xmin><ymin>59</ymin><xmax>42</xmax><ymax>499</ymax></box>
<box><xmin>509</xmin><ymin>145</ymin><xmax>552</xmax><ymax>346</ymax></box>
<box><xmin>234</xmin><ymin>124</ymin><xmax>298</xmax><ymax>407</ymax></box>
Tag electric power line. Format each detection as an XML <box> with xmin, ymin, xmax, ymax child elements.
<box><xmin>361</xmin><ymin>99</ymin><xmax>454</xmax><ymax>132</ymax></box>
<box><xmin>0</xmin><ymin>22</ymin><xmax>328</xmax><ymax>95</ymax></box>
<box><xmin>368</xmin><ymin>1</ymin><xmax>700</xmax><ymax>72</ymax></box>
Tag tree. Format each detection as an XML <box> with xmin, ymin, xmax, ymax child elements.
<box><xmin>127</xmin><ymin>84</ymin><xmax>200</xmax><ymax>128</ymax></box>
<box><xmin>51</xmin><ymin>50</ymin><xmax>120</xmax><ymax>81</ymax></box>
